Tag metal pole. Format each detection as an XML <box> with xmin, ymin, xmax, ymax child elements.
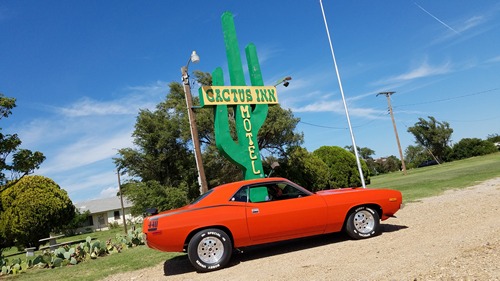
<box><xmin>117</xmin><ymin>169</ymin><xmax>128</xmax><ymax>234</ymax></box>
<box><xmin>181</xmin><ymin>66</ymin><xmax>209</xmax><ymax>194</ymax></box>
<box><xmin>320</xmin><ymin>0</ymin><xmax>366</xmax><ymax>188</ymax></box>
<box><xmin>377</xmin><ymin>92</ymin><xmax>407</xmax><ymax>175</ymax></box>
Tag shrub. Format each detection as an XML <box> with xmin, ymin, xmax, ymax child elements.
<box><xmin>450</xmin><ymin>138</ymin><xmax>498</xmax><ymax>160</ymax></box>
<box><xmin>313</xmin><ymin>146</ymin><xmax>370</xmax><ymax>188</ymax></box>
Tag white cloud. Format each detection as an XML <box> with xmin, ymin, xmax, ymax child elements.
<box><xmin>486</xmin><ymin>55</ymin><xmax>500</xmax><ymax>63</ymax></box>
<box><xmin>19</xmin><ymin>81</ymin><xmax>170</xmax><ymax>202</ymax></box>
<box><xmin>57</xmin><ymin>97</ymin><xmax>136</xmax><ymax>117</ymax></box>
<box><xmin>291</xmin><ymin>99</ymin><xmax>384</xmax><ymax>119</ymax></box>
<box><xmin>376</xmin><ymin>60</ymin><xmax>452</xmax><ymax>85</ymax></box>
<box><xmin>99</xmin><ymin>187</ymin><xmax>119</xmax><ymax>199</ymax></box>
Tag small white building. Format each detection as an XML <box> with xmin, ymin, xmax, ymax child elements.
<box><xmin>74</xmin><ymin>197</ymin><xmax>141</xmax><ymax>231</ymax></box>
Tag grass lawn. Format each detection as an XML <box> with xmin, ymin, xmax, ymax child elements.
<box><xmin>2</xmin><ymin>152</ymin><xmax>499</xmax><ymax>280</ymax></box>
<box><xmin>369</xmin><ymin>152</ymin><xmax>500</xmax><ymax>202</ymax></box>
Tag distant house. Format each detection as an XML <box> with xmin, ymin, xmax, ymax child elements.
<box><xmin>74</xmin><ymin>197</ymin><xmax>141</xmax><ymax>232</ymax></box>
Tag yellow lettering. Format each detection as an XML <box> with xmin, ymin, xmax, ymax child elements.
<box><xmin>206</xmin><ymin>89</ymin><xmax>215</xmax><ymax>102</ymax></box>
<box><xmin>248</xmin><ymin>146</ymin><xmax>257</xmax><ymax>160</ymax></box>
<box><xmin>215</xmin><ymin>89</ymin><xmax>223</xmax><ymax>102</ymax></box>
<box><xmin>231</xmin><ymin>89</ymin><xmax>238</xmax><ymax>102</ymax></box>
<box><xmin>222</xmin><ymin>89</ymin><xmax>230</xmax><ymax>102</ymax></box>
<box><xmin>238</xmin><ymin>89</ymin><xmax>245</xmax><ymax>102</ymax></box>
<box><xmin>259</xmin><ymin>89</ymin><xmax>268</xmax><ymax>102</ymax></box>
<box><xmin>243</xmin><ymin>118</ymin><xmax>251</xmax><ymax>132</ymax></box>
<box><xmin>251</xmin><ymin>161</ymin><xmax>261</xmax><ymax>174</ymax></box>
<box><xmin>268</xmin><ymin>89</ymin><xmax>277</xmax><ymax>102</ymax></box>
<box><xmin>240</xmin><ymin>105</ymin><xmax>250</xmax><ymax>118</ymax></box>
<box><xmin>245</xmin><ymin>89</ymin><xmax>253</xmax><ymax>102</ymax></box>
<box><xmin>245</xmin><ymin>132</ymin><xmax>254</xmax><ymax>146</ymax></box>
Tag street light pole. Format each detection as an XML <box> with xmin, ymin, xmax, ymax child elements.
<box><xmin>377</xmin><ymin>91</ymin><xmax>407</xmax><ymax>175</ymax></box>
<box><xmin>320</xmin><ymin>0</ymin><xmax>366</xmax><ymax>188</ymax></box>
<box><xmin>181</xmin><ymin>51</ymin><xmax>208</xmax><ymax>194</ymax></box>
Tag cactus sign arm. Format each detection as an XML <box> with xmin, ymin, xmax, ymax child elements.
<box><xmin>198</xmin><ymin>11</ymin><xmax>279</xmax><ymax>180</ymax></box>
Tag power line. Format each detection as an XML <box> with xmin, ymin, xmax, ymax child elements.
<box><xmin>393</xmin><ymin>87</ymin><xmax>499</xmax><ymax>108</ymax></box>
<box><xmin>297</xmin><ymin>87</ymin><xmax>499</xmax><ymax>130</ymax></box>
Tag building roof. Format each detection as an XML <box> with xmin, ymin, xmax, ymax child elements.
<box><xmin>74</xmin><ymin>196</ymin><xmax>134</xmax><ymax>214</ymax></box>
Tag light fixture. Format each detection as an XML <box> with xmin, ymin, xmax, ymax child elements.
<box><xmin>190</xmin><ymin>51</ymin><xmax>200</xmax><ymax>64</ymax></box>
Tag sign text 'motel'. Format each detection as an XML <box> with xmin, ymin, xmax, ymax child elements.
<box><xmin>198</xmin><ymin>86</ymin><xmax>278</xmax><ymax>107</ymax></box>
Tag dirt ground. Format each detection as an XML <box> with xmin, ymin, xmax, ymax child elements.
<box><xmin>103</xmin><ymin>178</ymin><xmax>500</xmax><ymax>281</ymax></box>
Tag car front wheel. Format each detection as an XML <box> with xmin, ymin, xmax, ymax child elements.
<box><xmin>345</xmin><ymin>206</ymin><xmax>380</xmax><ymax>239</ymax></box>
<box><xmin>187</xmin><ymin>228</ymin><xmax>232</xmax><ymax>272</ymax></box>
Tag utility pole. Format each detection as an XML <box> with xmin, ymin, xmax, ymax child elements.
<box><xmin>377</xmin><ymin>91</ymin><xmax>407</xmax><ymax>175</ymax></box>
<box><xmin>116</xmin><ymin>168</ymin><xmax>128</xmax><ymax>234</ymax></box>
<box><xmin>181</xmin><ymin>51</ymin><xmax>208</xmax><ymax>194</ymax></box>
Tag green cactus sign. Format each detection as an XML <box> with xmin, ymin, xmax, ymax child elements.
<box><xmin>198</xmin><ymin>12</ymin><xmax>279</xmax><ymax>180</ymax></box>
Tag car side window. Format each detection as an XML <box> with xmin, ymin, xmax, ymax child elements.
<box><xmin>281</xmin><ymin>183</ymin><xmax>309</xmax><ymax>199</ymax></box>
<box><xmin>249</xmin><ymin>186</ymin><xmax>269</xmax><ymax>203</ymax></box>
<box><xmin>231</xmin><ymin>186</ymin><xmax>249</xmax><ymax>202</ymax></box>
<box><xmin>248</xmin><ymin>182</ymin><xmax>310</xmax><ymax>203</ymax></box>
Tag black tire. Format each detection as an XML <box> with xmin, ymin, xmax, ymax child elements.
<box><xmin>187</xmin><ymin>228</ymin><xmax>232</xmax><ymax>272</ymax></box>
<box><xmin>345</xmin><ymin>206</ymin><xmax>380</xmax><ymax>239</ymax></box>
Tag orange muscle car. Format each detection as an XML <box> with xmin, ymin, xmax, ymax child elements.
<box><xmin>143</xmin><ymin>177</ymin><xmax>402</xmax><ymax>272</ymax></box>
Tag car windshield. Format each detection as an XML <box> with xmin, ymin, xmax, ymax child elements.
<box><xmin>190</xmin><ymin>189</ymin><xmax>214</xmax><ymax>205</ymax></box>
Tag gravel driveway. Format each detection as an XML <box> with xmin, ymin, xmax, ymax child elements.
<box><xmin>103</xmin><ymin>178</ymin><xmax>500</xmax><ymax>281</ymax></box>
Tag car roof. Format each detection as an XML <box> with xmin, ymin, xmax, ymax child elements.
<box><xmin>194</xmin><ymin>177</ymin><xmax>290</xmax><ymax>206</ymax></box>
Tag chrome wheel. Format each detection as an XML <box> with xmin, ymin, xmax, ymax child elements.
<box><xmin>345</xmin><ymin>206</ymin><xmax>380</xmax><ymax>239</ymax></box>
<box><xmin>353</xmin><ymin>210</ymin><xmax>376</xmax><ymax>234</ymax></box>
<box><xmin>197</xmin><ymin>236</ymin><xmax>224</xmax><ymax>264</ymax></box>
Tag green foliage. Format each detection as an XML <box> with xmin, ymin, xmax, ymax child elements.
<box><xmin>1</xmin><ymin>94</ymin><xmax>46</xmax><ymax>256</ymax></box>
<box><xmin>115</xmin><ymin>228</ymin><xmax>145</xmax><ymax>248</ymax></box>
<box><xmin>312</xmin><ymin>146</ymin><xmax>370</xmax><ymax>188</ymax></box>
<box><xmin>370</xmin><ymin>155</ymin><xmax>402</xmax><ymax>174</ymax></box>
<box><xmin>486</xmin><ymin>133</ymin><xmax>500</xmax><ymax>145</ymax></box>
<box><xmin>277</xmin><ymin>147</ymin><xmax>329</xmax><ymax>191</ymax></box>
<box><xmin>449</xmin><ymin>138</ymin><xmax>498</xmax><ymax>160</ymax></box>
<box><xmin>114</xmin><ymin>83</ymin><xmax>199</xmax><ymax>203</ymax></box>
<box><xmin>57</xmin><ymin>209</ymin><xmax>91</xmax><ymax>236</ymax></box>
<box><xmin>344</xmin><ymin>145</ymin><xmax>375</xmax><ymax>160</ymax></box>
<box><xmin>407</xmin><ymin>116</ymin><xmax>453</xmax><ymax>163</ymax></box>
<box><xmin>121</xmin><ymin>180</ymin><xmax>188</xmax><ymax>215</ymax></box>
<box><xmin>0</xmin><ymin>234</ymin><xmax>134</xmax><ymax>276</ymax></box>
<box><xmin>115</xmin><ymin>72</ymin><xmax>303</xmax><ymax>210</ymax></box>
<box><xmin>203</xmin><ymin>145</ymin><xmax>243</xmax><ymax>187</ymax></box>
<box><xmin>0</xmin><ymin>175</ymin><xmax>75</xmax><ymax>248</ymax></box>
<box><xmin>0</xmin><ymin>94</ymin><xmax>45</xmax><ymax>186</ymax></box>
<box><xmin>404</xmin><ymin>144</ymin><xmax>431</xmax><ymax>169</ymax></box>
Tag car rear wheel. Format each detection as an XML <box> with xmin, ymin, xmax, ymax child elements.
<box><xmin>345</xmin><ymin>206</ymin><xmax>380</xmax><ymax>239</ymax></box>
<box><xmin>187</xmin><ymin>228</ymin><xmax>232</xmax><ymax>272</ymax></box>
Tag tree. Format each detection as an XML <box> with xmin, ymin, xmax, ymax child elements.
<box><xmin>404</xmin><ymin>144</ymin><xmax>430</xmax><ymax>169</ymax></box>
<box><xmin>407</xmin><ymin>116</ymin><xmax>453</xmax><ymax>163</ymax></box>
<box><xmin>121</xmin><ymin>180</ymin><xmax>188</xmax><ymax>216</ymax></box>
<box><xmin>449</xmin><ymin>138</ymin><xmax>498</xmax><ymax>160</ymax></box>
<box><xmin>486</xmin><ymin>133</ymin><xmax>500</xmax><ymax>148</ymax></box>
<box><xmin>0</xmin><ymin>94</ymin><xmax>45</xmax><ymax>187</ymax></box>
<box><xmin>313</xmin><ymin>146</ymin><xmax>370</xmax><ymax>188</ymax></box>
<box><xmin>345</xmin><ymin>145</ymin><xmax>377</xmax><ymax>176</ymax></box>
<box><xmin>276</xmin><ymin>147</ymin><xmax>330</xmax><ymax>192</ymax></box>
<box><xmin>1</xmin><ymin>94</ymin><xmax>46</xmax><ymax>255</ymax></box>
<box><xmin>344</xmin><ymin>145</ymin><xmax>375</xmax><ymax>160</ymax></box>
<box><xmin>114</xmin><ymin>90</ymin><xmax>199</xmax><ymax>201</ymax></box>
<box><xmin>376</xmin><ymin>155</ymin><xmax>402</xmax><ymax>173</ymax></box>
<box><xmin>0</xmin><ymin>175</ymin><xmax>75</xmax><ymax>248</ymax></box>
<box><xmin>115</xmin><ymin>72</ymin><xmax>304</xmax><ymax>210</ymax></box>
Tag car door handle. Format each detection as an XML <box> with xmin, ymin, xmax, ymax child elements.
<box><xmin>252</xmin><ymin>208</ymin><xmax>259</xmax><ymax>214</ymax></box>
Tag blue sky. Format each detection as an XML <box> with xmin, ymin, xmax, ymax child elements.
<box><xmin>2</xmin><ymin>1</ymin><xmax>499</xmax><ymax>202</ymax></box>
